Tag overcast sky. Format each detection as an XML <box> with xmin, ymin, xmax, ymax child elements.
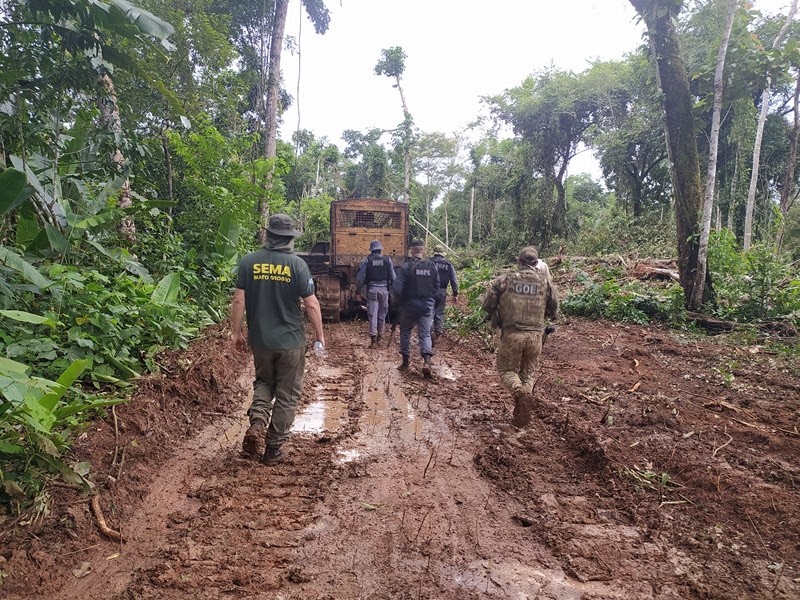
<box><xmin>280</xmin><ymin>0</ymin><xmax>793</xmax><ymax>175</ymax></box>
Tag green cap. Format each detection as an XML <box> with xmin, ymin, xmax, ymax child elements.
<box><xmin>267</xmin><ymin>214</ymin><xmax>301</xmax><ymax>237</ymax></box>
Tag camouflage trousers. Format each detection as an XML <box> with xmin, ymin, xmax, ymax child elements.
<box><xmin>496</xmin><ymin>329</ymin><xmax>544</xmax><ymax>394</ymax></box>
<box><xmin>248</xmin><ymin>347</ymin><xmax>306</xmax><ymax>449</ymax></box>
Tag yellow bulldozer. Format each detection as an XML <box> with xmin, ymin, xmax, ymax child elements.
<box><xmin>298</xmin><ymin>198</ymin><xmax>409</xmax><ymax>322</ymax></box>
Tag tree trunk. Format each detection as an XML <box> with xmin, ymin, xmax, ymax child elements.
<box><xmin>777</xmin><ymin>71</ymin><xmax>800</xmax><ymax>251</ymax></box>
<box><xmin>258</xmin><ymin>0</ymin><xmax>290</xmax><ymax>244</ymax></box>
<box><xmin>444</xmin><ymin>195</ymin><xmax>449</xmax><ymax>246</ymax></box>
<box><xmin>630</xmin><ymin>0</ymin><xmax>704</xmax><ymax>306</ymax></box>
<box><xmin>425</xmin><ymin>193</ymin><xmax>431</xmax><ymax>245</ymax></box>
<box><xmin>554</xmin><ymin>176</ymin><xmax>567</xmax><ymax>241</ymax></box>
<box><xmin>161</xmin><ymin>129</ymin><xmax>174</xmax><ymax>207</ymax></box>
<box><xmin>743</xmin><ymin>0</ymin><xmax>797</xmax><ymax>250</ymax></box>
<box><xmin>690</xmin><ymin>0</ymin><xmax>736</xmax><ymax>311</ymax></box>
<box><xmin>632</xmin><ymin>176</ymin><xmax>643</xmax><ymax>218</ymax></box>
<box><xmin>395</xmin><ymin>77</ymin><xmax>412</xmax><ymax>204</ymax></box>
<box><xmin>265</xmin><ymin>0</ymin><xmax>288</xmax><ymax>162</ymax></box>
<box><xmin>97</xmin><ymin>73</ymin><xmax>135</xmax><ymax>244</ymax></box>
<box><xmin>468</xmin><ymin>186</ymin><xmax>475</xmax><ymax>245</ymax></box>
<box><xmin>728</xmin><ymin>146</ymin><xmax>738</xmax><ymax>233</ymax></box>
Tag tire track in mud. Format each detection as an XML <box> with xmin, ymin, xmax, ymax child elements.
<box><xmin>279</xmin><ymin>325</ymin><xmax>628</xmax><ymax>599</ymax></box>
<box><xmin>111</xmin><ymin>354</ymin><xmax>367</xmax><ymax>599</ymax></box>
<box><xmin>52</xmin><ymin>372</ymin><xmax>256</xmax><ymax>600</ymax></box>
<box><xmin>472</xmin><ymin>335</ymin><xmax>698</xmax><ymax>599</ymax></box>
<box><xmin>46</xmin><ymin>353</ymin><xmax>362</xmax><ymax>600</ymax></box>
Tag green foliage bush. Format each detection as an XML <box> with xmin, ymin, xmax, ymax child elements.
<box><xmin>295</xmin><ymin>194</ymin><xmax>333</xmax><ymax>251</ymax></box>
<box><xmin>0</xmin><ymin>182</ymin><xmax>237</xmax><ymax>511</ymax></box>
<box><xmin>563</xmin><ymin>210</ymin><xmax>676</xmax><ymax>258</ymax></box>
<box><xmin>0</xmin><ymin>357</ymin><xmax>122</xmax><ymax>516</ymax></box>
<box><xmin>0</xmin><ymin>251</ymin><xmax>219</xmax><ymax>508</ymax></box>
<box><xmin>562</xmin><ymin>268</ymin><xmax>685</xmax><ymax>325</ymax></box>
<box><xmin>443</xmin><ymin>259</ymin><xmax>495</xmax><ymax>344</ymax></box>
<box><xmin>708</xmin><ymin>230</ymin><xmax>800</xmax><ymax>325</ymax></box>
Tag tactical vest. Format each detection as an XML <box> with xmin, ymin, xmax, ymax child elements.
<box><xmin>498</xmin><ymin>269</ymin><xmax>547</xmax><ymax>330</ymax></box>
<box><xmin>433</xmin><ymin>256</ymin><xmax>451</xmax><ymax>289</ymax></box>
<box><xmin>365</xmin><ymin>255</ymin><xmax>390</xmax><ymax>284</ymax></box>
<box><xmin>406</xmin><ymin>259</ymin><xmax>436</xmax><ymax>299</ymax></box>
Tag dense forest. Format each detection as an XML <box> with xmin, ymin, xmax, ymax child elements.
<box><xmin>0</xmin><ymin>0</ymin><xmax>798</xmax><ymax>509</ymax></box>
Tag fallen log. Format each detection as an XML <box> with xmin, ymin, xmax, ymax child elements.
<box><xmin>686</xmin><ymin>311</ymin><xmax>737</xmax><ymax>334</ymax></box>
<box><xmin>632</xmin><ymin>263</ymin><xmax>680</xmax><ymax>282</ymax></box>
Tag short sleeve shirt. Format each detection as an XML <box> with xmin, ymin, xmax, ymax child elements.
<box><xmin>235</xmin><ymin>248</ymin><xmax>315</xmax><ymax>350</ymax></box>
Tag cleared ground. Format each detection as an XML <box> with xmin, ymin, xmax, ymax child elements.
<box><xmin>1</xmin><ymin>310</ymin><xmax>799</xmax><ymax>599</ymax></box>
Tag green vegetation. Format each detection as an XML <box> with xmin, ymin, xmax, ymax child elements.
<box><xmin>708</xmin><ymin>230</ymin><xmax>800</xmax><ymax>325</ymax></box>
<box><xmin>561</xmin><ymin>270</ymin><xmax>685</xmax><ymax>325</ymax></box>
<box><xmin>444</xmin><ymin>258</ymin><xmax>495</xmax><ymax>345</ymax></box>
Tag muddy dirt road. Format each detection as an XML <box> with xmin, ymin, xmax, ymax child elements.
<box><xmin>2</xmin><ymin>317</ymin><xmax>799</xmax><ymax>599</ymax></box>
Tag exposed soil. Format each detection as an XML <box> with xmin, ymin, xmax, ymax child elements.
<box><xmin>1</xmin><ymin>305</ymin><xmax>799</xmax><ymax>599</ymax></box>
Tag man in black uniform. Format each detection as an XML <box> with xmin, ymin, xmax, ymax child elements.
<box><xmin>356</xmin><ymin>239</ymin><xmax>396</xmax><ymax>348</ymax></box>
<box><xmin>391</xmin><ymin>240</ymin><xmax>439</xmax><ymax>377</ymax></box>
<box><xmin>431</xmin><ymin>245</ymin><xmax>458</xmax><ymax>343</ymax></box>
<box><xmin>230</xmin><ymin>214</ymin><xmax>326</xmax><ymax>464</ymax></box>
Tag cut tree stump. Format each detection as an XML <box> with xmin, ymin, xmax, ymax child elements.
<box><xmin>686</xmin><ymin>311</ymin><xmax>737</xmax><ymax>334</ymax></box>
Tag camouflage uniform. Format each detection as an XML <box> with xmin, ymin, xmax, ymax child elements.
<box><xmin>481</xmin><ymin>247</ymin><xmax>558</xmax><ymax>425</ymax></box>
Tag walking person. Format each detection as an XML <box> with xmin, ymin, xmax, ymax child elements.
<box><xmin>431</xmin><ymin>245</ymin><xmax>458</xmax><ymax>343</ymax></box>
<box><xmin>391</xmin><ymin>239</ymin><xmax>440</xmax><ymax>377</ymax></box>
<box><xmin>480</xmin><ymin>246</ymin><xmax>558</xmax><ymax>427</ymax></box>
<box><xmin>230</xmin><ymin>214</ymin><xmax>326</xmax><ymax>464</ymax></box>
<box><xmin>356</xmin><ymin>239</ymin><xmax>396</xmax><ymax>348</ymax></box>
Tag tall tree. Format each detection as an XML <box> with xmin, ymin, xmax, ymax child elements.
<box><xmin>588</xmin><ymin>56</ymin><xmax>669</xmax><ymax>217</ymax></box>
<box><xmin>6</xmin><ymin>0</ymin><xmax>177</xmax><ymax>244</ymax></box>
<box><xmin>743</xmin><ymin>0</ymin><xmax>798</xmax><ymax>250</ymax></box>
<box><xmin>375</xmin><ymin>46</ymin><xmax>413</xmax><ymax>203</ymax></box>
<box><xmin>259</xmin><ymin>0</ymin><xmax>329</xmax><ymax>241</ymax></box>
<box><xmin>778</xmin><ymin>68</ymin><xmax>800</xmax><ymax>250</ymax></box>
<box><xmin>691</xmin><ymin>0</ymin><xmax>738</xmax><ymax>311</ymax></box>
<box><xmin>630</xmin><ymin>0</ymin><xmax>707</xmax><ymax>306</ymax></box>
<box><xmin>413</xmin><ymin>132</ymin><xmax>458</xmax><ymax>244</ymax></box>
<box><xmin>489</xmin><ymin>69</ymin><xmax>599</xmax><ymax>248</ymax></box>
<box><xmin>341</xmin><ymin>128</ymin><xmax>391</xmax><ymax>199</ymax></box>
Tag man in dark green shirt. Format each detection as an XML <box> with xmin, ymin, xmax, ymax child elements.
<box><xmin>230</xmin><ymin>214</ymin><xmax>325</xmax><ymax>464</ymax></box>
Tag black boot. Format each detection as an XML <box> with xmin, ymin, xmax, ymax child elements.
<box><xmin>242</xmin><ymin>419</ymin><xmax>266</xmax><ymax>458</ymax></box>
<box><xmin>369</xmin><ymin>335</ymin><xmax>378</xmax><ymax>348</ymax></box>
<box><xmin>398</xmin><ymin>354</ymin><xmax>410</xmax><ymax>371</ymax></box>
<box><xmin>512</xmin><ymin>389</ymin><xmax>533</xmax><ymax>428</ymax></box>
<box><xmin>422</xmin><ymin>354</ymin><xmax>432</xmax><ymax>378</ymax></box>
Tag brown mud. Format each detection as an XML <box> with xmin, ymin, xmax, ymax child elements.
<box><xmin>1</xmin><ymin>312</ymin><xmax>799</xmax><ymax>599</ymax></box>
